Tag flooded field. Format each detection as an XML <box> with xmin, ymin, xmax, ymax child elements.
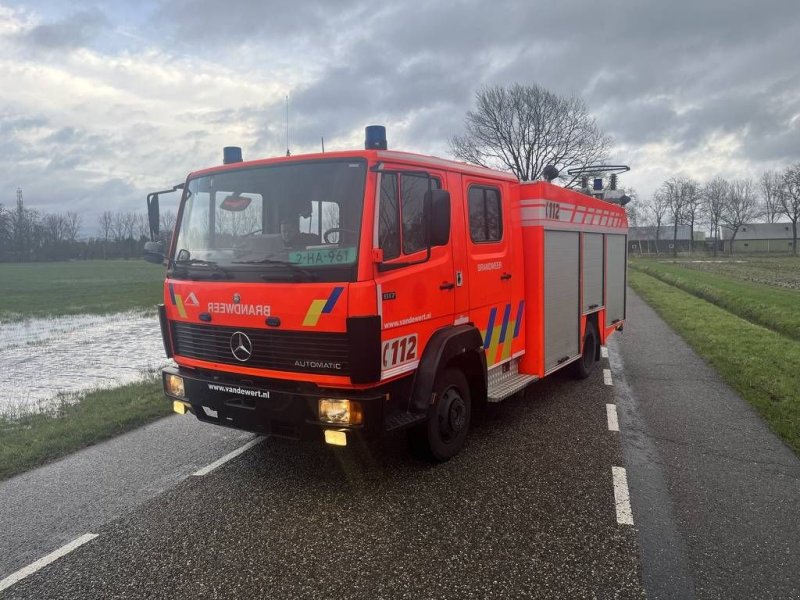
<box><xmin>0</xmin><ymin>311</ymin><xmax>172</xmax><ymax>418</ymax></box>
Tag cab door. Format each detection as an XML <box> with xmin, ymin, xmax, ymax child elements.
<box><xmin>373</xmin><ymin>168</ymin><xmax>455</xmax><ymax>380</ymax></box>
<box><xmin>463</xmin><ymin>178</ymin><xmax>515</xmax><ymax>367</ymax></box>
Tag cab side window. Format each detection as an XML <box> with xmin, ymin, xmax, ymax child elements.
<box><xmin>378</xmin><ymin>173</ymin><xmax>400</xmax><ymax>260</ymax></box>
<box><xmin>378</xmin><ymin>173</ymin><xmax>441</xmax><ymax>259</ymax></box>
<box><xmin>468</xmin><ymin>185</ymin><xmax>502</xmax><ymax>243</ymax></box>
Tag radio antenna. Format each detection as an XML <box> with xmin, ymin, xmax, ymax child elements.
<box><xmin>285</xmin><ymin>95</ymin><xmax>290</xmax><ymax>157</ymax></box>
<box><xmin>321</xmin><ymin>136</ymin><xmax>325</xmax><ymax>153</ymax></box>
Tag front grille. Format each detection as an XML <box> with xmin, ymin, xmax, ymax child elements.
<box><xmin>171</xmin><ymin>322</ymin><xmax>349</xmax><ymax>375</ymax></box>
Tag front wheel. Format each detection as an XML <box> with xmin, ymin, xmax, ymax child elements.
<box><xmin>409</xmin><ymin>368</ymin><xmax>471</xmax><ymax>462</ymax></box>
<box><xmin>571</xmin><ymin>321</ymin><xmax>598</xmax><ymax>380</ymax></box>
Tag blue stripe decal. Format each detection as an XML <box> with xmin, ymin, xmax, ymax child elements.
<box><xmin>322</xmin><ymin>286</ymin><xmax>344</xmax><ymax>313</ymax></box>
<box><xmin>513</xmin><ymin>300</ymin><xmax>525</xmax><ymax>338</ymax></box>
<box><xmin>499</xmin><ymin>303</ymin><xmax>512</xmax><ymax>343</ymax></box>
<box><xmin>484</xmin><ymin>307</ymin><xmax>497</xmax><ymax>346</ymax></box>
<box><xmin>168</xmin><ymin>283</ymin><xmax>176</xmax><ymax>305</ymax></box>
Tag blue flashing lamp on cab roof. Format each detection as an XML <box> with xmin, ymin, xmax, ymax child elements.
<box><xmin>365</xmin><ymin>125</ymin><xmax>387</xmax><ymax>150</ymax></box>
<box><xmin>223</xmin><ymin>146</ymin><xmax>243</xmax><ymax>164</ymax></box>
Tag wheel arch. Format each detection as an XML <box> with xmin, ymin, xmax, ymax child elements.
<box><xmin>410</xmin><ymin>324</ymin><xmax>486</xmax><ymax>413</ymax></box>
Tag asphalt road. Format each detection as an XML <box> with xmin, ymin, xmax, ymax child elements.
<box><xmin>0</xmin><ymin>413</ymin><xmax>253</xmax><ymax>577</ymax></box>
<box><xmin>2</xmin><ymin>356</ymin><xmax>642</xmax><ymax>598</ymax></box>
<box><xmin>3</xmin><ymin>288</ymin><xmax>799</xmax><ymax>598</ymax></box>
<box><xmin>611</xmin><ymin>290</ymin><xmax>800</xmax><ymax>599</ymax></box>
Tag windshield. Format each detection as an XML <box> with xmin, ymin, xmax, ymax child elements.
<box><xmin>171</xmin><ymin>159</ymin><xmax>367</xmax><ymax>282</ymax></box>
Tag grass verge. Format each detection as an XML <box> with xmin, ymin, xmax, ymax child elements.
<box><xmin>0</xmin><ymin>378</ymin><xmax>171</xmax><ymax>482</ymax></box>
<box><xmin>0</xmin><ymin>260</ymin><xmax>164</xmax><ymax>321</ymax></box>
<box><xmin>629</xmin><ymin>269</ymin><xmax>800</xmax><ymax>455</ymax></box>
<box><xmin>630</xmin><ymin>260</ymin><xmax>800</xmax><ymax>341</ymax></box>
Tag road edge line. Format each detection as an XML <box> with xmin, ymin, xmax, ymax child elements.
<box><xmin>606</xmin><ymin>403</ymin><xmax>619</xmax><ymax>432</ymax></box>
<box><xmin>0</xmin><ymin>533</ymin><xmax>99</xmax><ymax>592</ymax></box>
<box><xmin>192</xmin><ymin>437</ymin><xmax>263</xmax><ymax>477</ymax></box>
<box><xmin>612</xmin><ymin>466</ymin><xmax>634</xmax><ymax>525</ymax></box>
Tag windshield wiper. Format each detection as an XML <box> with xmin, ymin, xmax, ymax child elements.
<box><xmin>173</xmin><ymin>258</ymin><xmax>232</xmax><ymax>280</ymax></box>
<box><xmin>232</xmin><ymin>258</ymin><xmax>318</xmax><ymax>282</ymax></box>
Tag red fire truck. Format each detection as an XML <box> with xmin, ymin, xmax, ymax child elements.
<box><xmin>145</xmin><ymin>126</ymin><xmax>628</xmax><ymax>461</ymax></box>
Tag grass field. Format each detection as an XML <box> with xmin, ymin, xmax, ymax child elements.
<box><xmin>0</xmin><ymin>259</ymin><xmax>165</xmax><ymax>321</ymax></box>
<box><xmin>629</xmin><ymin>257</ymin><xmax>800</xmax><ymax>454</ymax></box>
<box><xmin>0</xmin><ymin>378</ymin><xmax>170</xmax><ymax>481</ymax></box>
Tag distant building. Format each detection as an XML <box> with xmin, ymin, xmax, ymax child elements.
<box><xmin>721</xmin><ymin>223</ymin><xmax>796</xmax><ymax>253</ymax></box>
<box><xmin>628</xmin><ymin>225</ymin><xmax>693</xmax><ymax>254</ymax></box>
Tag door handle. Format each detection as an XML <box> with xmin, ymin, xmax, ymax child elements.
<box><xmin>500</xmin><ymin>273</ymin><xmax>512</xmax><ymax>281</ymax></box>
<box><xmin>439</xmin><ymin>282</ymin><xmax>455</xmax><ymax>290</ymax></box>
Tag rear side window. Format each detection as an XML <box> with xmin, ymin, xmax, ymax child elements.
<box><xmin>468</xmin><ymin>185</ymin><xmax>502</xmax><ymax>243</ymax></box>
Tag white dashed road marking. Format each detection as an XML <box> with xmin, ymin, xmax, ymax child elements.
<box><xmin>612</xmin><ymin>466</ymin><xmax>634</xmax><ymax>525</ymax></box>
<box><xmin>193</xmin><ymin>437</ymin><xmax>264</xmax><ymax>477</ymax></box>
<box><xmin>0</xmin><ymin>533</ymin><xmax>99</xmax><ymax>592</ymax></box>
<box><xmin>601</xmin><ymin>346</ymin><xmax>608</xmax><ymax>358</ymax></box>
<box><xmin>603</xmin><ymin>368</ymin><xmax>613</xmax><ymax>385</ymax></box>
<box><xmin>606</xmin><ymin>404</ymin><xmax>619</xmax><ymax>432</ymax></box>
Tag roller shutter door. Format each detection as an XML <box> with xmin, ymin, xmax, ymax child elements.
<box><xmin>605</xmin><ymin>234</ymin><xmax>627</xmax><ymax>326</ymax></box>
<box><xmin>582</xmin><ymin>233</ymin><xmax>604</xmax><ymax>312</ymax></box>
<box><xmin>544</xmin><ymin>230</ymin><xmax>580</xmax><ymax>371</ymax></box>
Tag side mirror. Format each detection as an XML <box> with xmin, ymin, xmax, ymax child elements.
<box><xmin>147</xmin><ymin>193</ymin><xmax>160</xmax><ymax>240</ymax></box>
<box><xmin>143</xmin><ymin>240</ymin><xmax>165</xmax><ymax>264</ymax></box>
<box><xmin>427</xmin><ymin>189</ymin><xmax>450</xmax><ymax>247</ymax></box>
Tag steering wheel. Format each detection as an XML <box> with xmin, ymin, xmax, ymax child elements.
<box><xmin>323</xmin><ymin>227</ymin><xmax>357</xmax><ymax>243</ymax></box>
<box><xmin>243</xmin><ymin>228</ymin><xmax>262</xmax><ymax>237</ymax></box>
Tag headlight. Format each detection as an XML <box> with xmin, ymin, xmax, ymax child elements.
<box><xmin>318</xmin><ymin>398</ymin><xmax>362</xmax><ymax>425</ymax></box>
<box><xmin>165</xmin><ymin>374</ymin><xmax>185</xmax><ymax>398</ymax></box>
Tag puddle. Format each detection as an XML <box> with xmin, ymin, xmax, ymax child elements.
<box><xmin>0</xmin><ymin>311</ymin><xmax>173</xmax><ymax>418</ymax></box>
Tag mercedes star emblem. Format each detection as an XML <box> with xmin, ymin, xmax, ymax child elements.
<box><xmin>230</xmin><ymin>331</ymin><xmax>253</xmax><ymax>362</ymax></box>
<box><xmin>233</xmin><ymin>293</ymin><xmax>241</xmax><ymax>303</ymax></box>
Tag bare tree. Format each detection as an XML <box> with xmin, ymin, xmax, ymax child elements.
<box><xmin>683</xmin><ymin>180</ymin><xmax>702</xmax><ymax>253</ymax></box>
<box><xmin>624</xmin><ymin>188</ymin><xmax>642</xmax><ymax>228</ymax></box>
<box><xmin>43</xmin><ymin>213</ymin><xmax>67</xmax><ymax>244</ymax></box>
<box><xmin>0</xmin><ymin>203</ymin><xmax>9</xmax><ymax>259</ymax></box>
<box><xmin>781</xmin><ymin>163</ymin><xmax>800</xmax><ymax>255</ymax></box>
<box><xmin>160</xmin><ymin>210</ymin><xmax>177</xmax><ymax>235</ymax></box>
<box><xmin>98</xmin><ymin>210</ymin><xmax>113</xmax><ymax>259</ymax></box>
<box><xmin>759</xmin><ymin>170</ymin><xmax>784</xmax><ymax>224</ymax></box>
<box><xmin>111</xmin><ymin>212</ymin><xmax>127</xmax><ymax>242</ymax></box>
<box><xmin>657</xmin><ymin>177</ymin><xmax>698</xmax><ymax>256</ymax></box>
<box><xmin>63</xmin><ymin>211</ymin><xmax>81</xmax><ymax>242</ymax></box>
<box><xmin>450</xmin><ymin>83</ymin><xmax>611</xmax><ymax>182</ymax></box>
<box><xmin>721</xmin><ymin>178</ymin><xmax>759</xmax><ymax>255</ymax></box>
<box><xmin>647</xmin><ymin>193</ymin><xmax>669</xmax><ymax>255</ymax></box>
<box><xmin>703</xmin><ymin>177</ymin><xmax>728</xmax><ymax>257</ymax></box>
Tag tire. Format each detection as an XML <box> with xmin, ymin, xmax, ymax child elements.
<box><xmin>571</xmin><ymin>321</ymin><xmax>598</xmax><ymax>380</ymax></box>
<box><xmin>409</xmin><ymin>368</ymin><xmax>471</xmax><ymax>462</ymax></box>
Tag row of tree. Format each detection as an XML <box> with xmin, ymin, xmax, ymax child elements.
<box><xmin>630</xmin><ymin>164</ymin><xmax>800</xmax><ymax>256</ymax></box>
<box><xmin>0</xmin><ymin>199</ymin><xmax>176</xmax><ymax>262</ymax></box>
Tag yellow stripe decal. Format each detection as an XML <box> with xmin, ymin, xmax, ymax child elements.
<box><xmin>303</xmin><ymin>299</ymin><xmax>328</xmax><ymax>327</ymax></box>
<box><xmin>501</xmin><ymin>320</ymin><xmax>516</xmax><ymax>360</ymax></box>
<box><xmin>175</xmin><ymin>295</ymin><xmax>187</xmax><ymax>318</ymax></box>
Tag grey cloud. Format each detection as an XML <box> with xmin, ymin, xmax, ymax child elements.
<box><xmin>20</xmin><ymin>8</ymin><xmax>109</xmax><ymax>49</ymax></box>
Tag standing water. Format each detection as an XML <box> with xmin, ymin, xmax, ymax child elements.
<box><xmin>0</xmin><ymin>311</ymin><xmax>172</xmax><ymax>418</ymax></box>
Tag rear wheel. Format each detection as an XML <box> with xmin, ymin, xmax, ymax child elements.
<box><xmin>571</xmin><ymin>321</ymin><xmax>598</xmax><ymax>379</ymax></box>
<box><xmin>409</xmin><ymin>368</ymin><xmax>471</xmax><ymax>462</ymax></box>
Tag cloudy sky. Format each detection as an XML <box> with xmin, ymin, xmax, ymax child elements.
<box><xmin>1</xmin><ymin>0</ymin><xmax>799</xmax><ymax>233</ymax></box>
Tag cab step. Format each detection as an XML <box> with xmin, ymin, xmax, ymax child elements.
<box><xmin>385</xmin><ymin>410</ymin><xmax>427</xmax><ymax>432</ymax></box>
<box><xmin>487</xmin><ymin>359</ymin><xmax>538</xmax><ymax>402</ymax></box>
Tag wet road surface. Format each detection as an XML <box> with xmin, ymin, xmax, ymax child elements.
<box><xmin>4</xmin><ymin>288</ymin><xmax>800</xmax><ymax>598</ymax></box>
<box><xmin>2</xmin><ymin>359</ymin><xmax>643</xmax><ymax>599</ymax></box>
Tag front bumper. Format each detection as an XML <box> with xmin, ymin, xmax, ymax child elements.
<box><xmin>163</xmin><ymin>367</ymin><xmax>386</xmax><ymax>440</ymax></box>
